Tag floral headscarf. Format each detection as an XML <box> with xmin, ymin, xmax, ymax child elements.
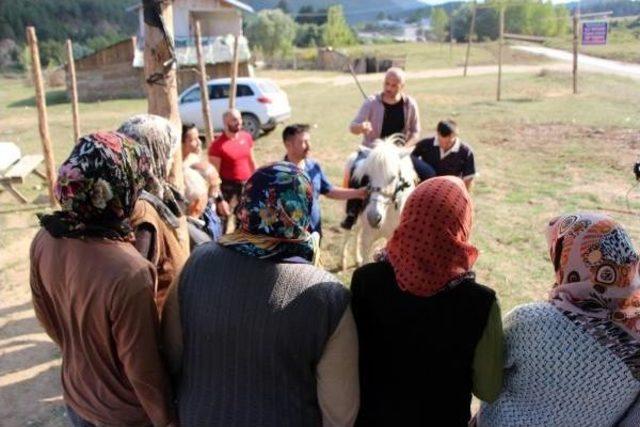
<box><xmin>118</xmin><ymin>114</ymin><xmax>183</xmax><ymax>224</ymax></box>
<box><xmin>385</xmin><ymin>176</ymin><xmax>478</xmax><ymax>297</ymax></box>
<box><xmin>218</xmin><ymin>162</ymin><xmax>318</xmax><ymax>264</ymax></box>
<box><xmin>39</xmin><ymin>131</ymin><xmax>151</xmax><ymax>240</ymax></box>
<box><xmin>547</xmin><ymin>213</ymin><xmax>640</xmax><ymax>340</ymax></box>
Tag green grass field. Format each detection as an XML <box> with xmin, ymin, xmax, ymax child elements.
<box><xmin>1</xmin><ymin>55</ymin><xmax>640</xmax><ymax>313</ymax></box>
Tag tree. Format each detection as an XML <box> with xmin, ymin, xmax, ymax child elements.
<box><xmin>276</xmin><ymin>0</ymin><xmax>290</xmax><ymax>15</ymax></box>
<box><xmin>376</xmin><ymin>11</ymin><xmax>387</xmax><ymax>21</ymax></box>
<box><xmin>295</xmin><ymin>23</ymin><xmax>324</xmax><ymax>48</ymax></box>
<box><xmin>322</xmin><ymin>5</ymin><xmax>357</xmax><ymax>47</ymax></box>
<box><xmin>245</xmin><ymin>9</ymin><xmax>296</xmax><ymax>59</ymax></box>
<box><xmin>554</xmin><ymin>5</ymin><xmax>570</xmax><ymax>36</ymax></box>
<box><xmin>295</xmin><ymin>5</ymin><xmax>327</xmax><ymax>25</ymax></box>
<box><xmin>430</xmin><ymin>8</ymin><xmax>449</xmax><ymax>43</ymax></box>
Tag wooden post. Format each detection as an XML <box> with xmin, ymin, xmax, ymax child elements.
<box><xmin>66</xmin><ymin>39</ymin><xmax>81</xmax><ymax>143</ymax></box>
<box><xmin>449</xmin><ymin>17</ymin><xmax>453</xmax><ymax>62</ymax></box>
<box><xmin>497</xmin><ymin>5</ymin><xmax>505</xmax><ymax>101</ymax></box>
<box><xmin>572</xmin><ymin>9</ymin><xmax>579</xmax><ymax>94</ymax></box>
<box><xmin>463</xmin><ymin>2</ymin><xmax>477</xmax><ymax>77</ymax></box>
<box><xmin>26</xmin><ymin>26</ymin><xmax>57</xmax><ymax>207</ymax></box>
<box><xmin>229</xmin><ymin>34</ymin><xmax>240</xmax><ymax>110</ymax></box>
<box><xmin>194</xmin><ymin>21</ymin><xmax>213</xmax><ymax>143</ymax></box>
<box><xmin>142</xmin><ymin>0</ymin><xmax>188</xmax><ymax>252</ymax></box>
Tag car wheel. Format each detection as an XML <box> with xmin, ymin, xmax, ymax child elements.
<box><xmin>241</xmin><ymin>113</ymin><xmax>261</xmax><ymax>140</ymax></box>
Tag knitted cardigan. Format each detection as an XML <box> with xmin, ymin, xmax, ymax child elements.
<box><xmin>477</xmin><ymin>302</ymin><xmax>640</xmax><ymax>427</ymax></box>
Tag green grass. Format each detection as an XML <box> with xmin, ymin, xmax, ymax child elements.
<box><xmin>1</xmin><ymin>56</ymin><xmax>640</xmax><ymax>313</ymax></box>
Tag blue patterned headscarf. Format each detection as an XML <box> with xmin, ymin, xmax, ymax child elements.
<box><xmin>218</xmin><ymin>162</ymin><xmax>318</xmax><ymax>264</ymax></box>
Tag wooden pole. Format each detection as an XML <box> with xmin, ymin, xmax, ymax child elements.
<box><xmin>572</xmin><ymin>9</ymin><xmax>579</xmax><ymax>94</ymax></box>
<box><xmin>449</xmin><ymin>17</ymin><xmax>453</xmax><ymax>62</ymax></box>
<box><xmin>142</xmin><ymin>0</ymin><xmax>188</xmax><ymax>252</ymax></box>
<box><xmin>229</xmin><ymin>34</ymin><xmax>240</xmax><ymax>110</ymax></box>
<box><xmin>26</xmin><ymin>26</ymin><xmax>57</xmax><ymax>207</ymax></box>
<box><xmin>143</xmin><ymin>1</ymin><xmax>183</xmax><ymax>188</ymax></box>
<box><xmin>194</xmin><ymin>21</ymin><xmax>213</xmax><ymax>143</ymax></box>
<box><xmin>497</xmin><ymin>5</ymin><xmax>505</xmax><ymax>101</ymax></box>
<box><xmin>463</xmin><ymin>2</ymin><xmax>477</xmax><ymax>77</ymax></box>
<box><xmin>66</xmin><ymin>39</ymin><xmax>81</xmax><ymax>143</ymax></box>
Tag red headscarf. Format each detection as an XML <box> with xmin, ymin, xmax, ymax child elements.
<box><xmin>386</xmin><ymin>176</ymin><xmax>478</xmax><ymax>297</ymax></box>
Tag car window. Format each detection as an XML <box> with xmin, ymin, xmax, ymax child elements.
<box><xmin>237</xmin><ymin>84</ymin><xmax>254</xmax><ymax>97</ymax></box>
<box><xmin>181</xmin><ymin>88</ymin><xmax>201</xmax><ymax>103</ymax></box>
<box><xmin>209</xmin><ymin>84</ymin><xmax>254</xmax><ymax>99</ymax></box>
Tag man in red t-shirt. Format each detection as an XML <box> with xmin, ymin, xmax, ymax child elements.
<box><xmin>208</xmin><ymin>109</ymin><xmax>257</xmax><ymax>231</ymax></box>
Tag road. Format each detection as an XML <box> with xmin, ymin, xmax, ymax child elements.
<box><xmin>511</xmin><ymin>45</ymin><xmax>640</xmax><ymax>80</ymax></box>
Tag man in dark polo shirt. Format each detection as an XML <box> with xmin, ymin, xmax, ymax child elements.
<box><xmin>412</xmin><ymin>120</ymin><xmax>476</xmax><ymax>189</ymax></box>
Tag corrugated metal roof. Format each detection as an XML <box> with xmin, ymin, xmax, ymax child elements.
<box><xmin>132</xmin><ymin>35</ymin><xmax>251</xmax><ymax>68</ymax></box>
<box><xmin>221</xmin><ymin>0</ymin><xmax>254</xmax><ymax>13</ymax></box>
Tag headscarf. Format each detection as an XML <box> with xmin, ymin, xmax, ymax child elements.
<box><xmin>118</xmin><ymin>114</ymin><xmax>183</xmax><ymax>225</ymax></box>
<box><xmin>218</xmin><ymin>162</ymin><xmax>319</xmax><ymax>264</ymax></box>
<box><xmin>38</xmin><ymin>131</ymin><xmax>151</xmax><ymax>240</ymax></box>
<box><xmin>547</xmin><ymin>213</ymin><xmax>640</xmax><ymax>341</ymax></box>
<box><xmin>385</xmin><ymin>176</ymin><xmax>478</xmax><ymax>297</ymax></box>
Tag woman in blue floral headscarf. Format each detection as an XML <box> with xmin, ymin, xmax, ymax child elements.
<box><xmin>218</xmin><ymin>161</ymin><xmax>319</xmax><ymax>264</ymax></box>
<box><xmin>161</xmin><ymin>162</ymin><xmax>359</xmax><ymax>426</ymax></box>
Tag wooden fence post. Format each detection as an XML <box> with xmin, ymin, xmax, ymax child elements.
<box><xmin>463</xmin><ymin>2</ymin><xmax>477</xmax><ymax>77</ymax></box>
<box><xmin>229</xmin><ymin>34</ymin><xmax>240</xmax><ymax>110</ymax></box>
<box><xmin>497</xmin><ymin>5</ymin><xmax>505</xmax><ymax>101</ymax></box>
<box><xmin>573</xmin><ymin>10</ymin><xmax>579</xmax><ymax>94</ymax></box>
<box><xmin>26</xmin><ymin>26</ymin><xmax>57</xmax><ymax>207</ymax></box>
<box><xmin>194</xmin><ymin>21</ymin><xmax>213</xmax><ymax>143</ymax></box>
<box><xmin>66</xmin><ymin>39</ymin><xmax>81</xmax><ymax>143</ymax></box>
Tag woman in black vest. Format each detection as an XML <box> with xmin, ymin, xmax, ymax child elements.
<box><xmin>351</xmin><ymin>176</ymin><xmax>503</xmax><ymax>426</ymax></box>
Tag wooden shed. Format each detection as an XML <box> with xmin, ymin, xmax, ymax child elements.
<box><xmin>67</xmin><ymin>0</ymin><xmax>254</xmax><ymax>102</ymax></box>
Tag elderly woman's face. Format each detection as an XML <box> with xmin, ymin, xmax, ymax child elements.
<box><xmin>183</xmin><ymin>128</ymin><xmax>201</xmax><ymax>154</ymax></box>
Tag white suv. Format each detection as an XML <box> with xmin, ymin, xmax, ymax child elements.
<box><xmin>178</xmin><ymin>77</ymin><xmax>291</xmax><ymax>140</ymax></box>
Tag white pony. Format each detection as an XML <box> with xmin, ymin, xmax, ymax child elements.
<box><xmin>342</xmin><ymin>135</ymin><xmax>417</xmax><ymax>271</ymax></box>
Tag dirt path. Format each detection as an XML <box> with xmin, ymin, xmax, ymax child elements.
<box><xmin>275</xmin><ymin>61</ymin><xmax>573</xmax><ymax>87</ymax></box>
<box><xmin>511</xmin><ymin>45</ymin><xmax>640</xmax><ymax>80</ymax></box>
<box><xmin>0</xmin><ymin>211</ymin><xmax>66</xmax><ymax>426</ymax></box>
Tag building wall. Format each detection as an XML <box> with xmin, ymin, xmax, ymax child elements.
<box><xmin>68</xmin><ymin>38</ymin><xmax>146</xmax><ymax>102</ymax></box>
<box><xmin>177</xmin><ymin>61</ymin><xmax>251</xmax><ymax>92</ymax></box>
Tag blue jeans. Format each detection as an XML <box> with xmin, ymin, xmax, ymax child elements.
<box><xmin>66</xmin><ymin>406</ymin><xmax>94</xmax><ymax>427</ymax></box>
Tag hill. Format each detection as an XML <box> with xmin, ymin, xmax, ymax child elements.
<box><xmin>242</xmin><ymin>0</ymin><xmax>427</xmax><ymax>23</ymax></box>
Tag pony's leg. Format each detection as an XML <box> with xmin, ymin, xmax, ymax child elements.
<box><xmin>355</xmin><ymin>221</ymin><xmax>365</xmax><ymax>266</ymax></box>
<box><xmin>341</xmin><ymin>229</ymin><xmax>351</xmax><ymax>273</ymax></box>
<box><xmin>358</xmin><ymin>223</ymin><xmax>376</xmax><ymax>266</ymax></box>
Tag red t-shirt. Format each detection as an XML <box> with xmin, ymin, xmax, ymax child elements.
<box><xmin>208</xmin><ymin>131</ymin><xmax>255</xmax><ymax>181</ymax></box>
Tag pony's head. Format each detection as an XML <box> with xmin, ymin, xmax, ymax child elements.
<box><xmin>353</xmin><ymin>134</ymin><xmax>415</xmax><ymax>229</ymax></box>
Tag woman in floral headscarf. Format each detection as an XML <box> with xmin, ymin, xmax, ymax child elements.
<box><xmin>118</xmin><ymin>114</ymin><xmax>188</xmax><ymax>312</ymax></box>
<box><xmin>351</xmin><ymin>176</ymin><xmax>504</xmax><ymax>426</ymax></box>
<box><xmin>477</xmin><ymin>212</ymin><xmax>640</xmax><ymax>427</ymax></box>
<box><xmin>161</xmin><ymin>162</ymin><xmax>360</xmax><ymax>427</ymax></box>
<box><xmin>30</xmin><ymin>132</ymin><xmax>175</xmax><ymax>427</ymax></box>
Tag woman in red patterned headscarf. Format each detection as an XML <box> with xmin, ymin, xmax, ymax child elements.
<box><xmin>351</xmin><ymin>176</ymin><xmax>504</xmax><ymax>427</ymax></box>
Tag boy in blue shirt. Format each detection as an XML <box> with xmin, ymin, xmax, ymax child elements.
<box><xmin>283</xmin><ymin>124</ymin><xmax>367</xmax><ymax>236</ymax></box>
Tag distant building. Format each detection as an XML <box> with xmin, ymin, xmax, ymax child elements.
<box><xmin>68</xmin><ymin>0</ymin><xmax>254</xmax><ymax>101</ymax></box>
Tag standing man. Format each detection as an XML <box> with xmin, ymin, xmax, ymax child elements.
<box><xmin>412</xmin><ymin>119</ymin><xmax>476</xmax><ymax>189</ymax></box>
<box><xmin>283</xmin><ymin>124</ymin><xmax>367</xmax><ymax>236</ymax></box>
<box><xmin>342</xmin><ymin>67</ymin><xmax>422</xmax><ymax>229</ymax></box>
<box><xmin>208</xmin><ymin>109</ymin><xmax>257</xmax><ymax>231</ymax></box>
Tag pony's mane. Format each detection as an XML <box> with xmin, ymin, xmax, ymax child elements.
<box><xmin>353</xmin><ymin>135</ymin><xmax>404</xmax><ymax>183</ymax></box>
